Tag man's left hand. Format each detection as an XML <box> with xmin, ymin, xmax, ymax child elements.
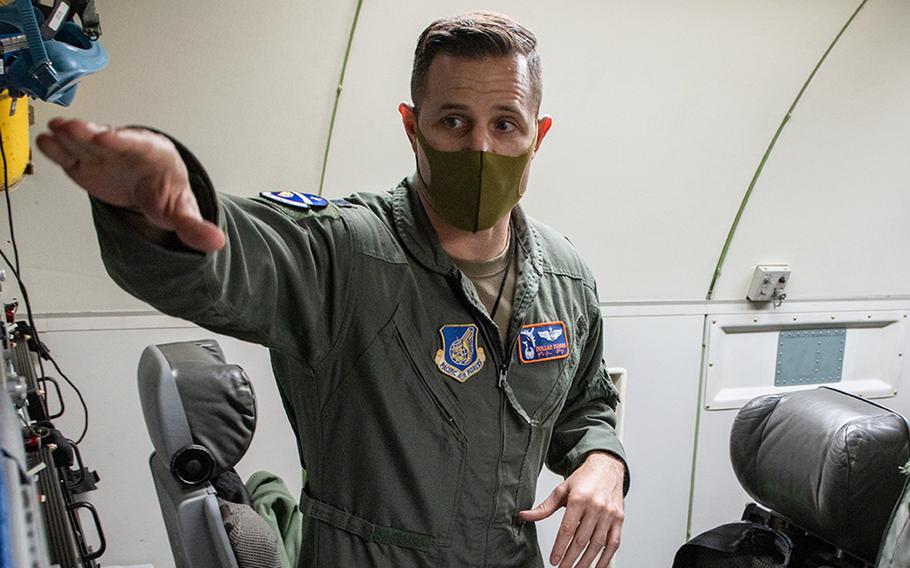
<box><xmin>519</xmin><ymin>452</ymin><xmax>625</xmax><ymax>568</ymax></box>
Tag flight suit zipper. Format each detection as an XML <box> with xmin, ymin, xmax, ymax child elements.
<box><xmin>482</xmin><ymin>330</ymin><xmax>540</xmax><ymax>565</ymax></box>
<box><xmin>482</xmin><ymin>363</ymin><xmax>509</xmax><ymax>568</ymax></box>
<box><xmin>458</xmin><ymin>269</ymin><xmax>527</xmax><ymax>567</ymax></box>
<box><xmin>467</xmin><ymin>299</ymin><xmax>509</xmax><ymax>567</ymax></box>
<box><xmin>479</xmin><ymin>296</ymin><xmax>524</xmax><ymax>566</ymax></box>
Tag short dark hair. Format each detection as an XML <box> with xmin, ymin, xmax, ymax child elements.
<box><xmin>411</xmin><ymin>11</ymin><xmax>542</xmax><ymax>112</ymax></box>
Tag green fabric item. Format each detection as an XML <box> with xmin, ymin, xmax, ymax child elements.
<box><xmin>246</xmin><ymin>470</ymin><xmax>304</xmax><ymax>568</ymax></box>
<box><xmin>90</xmin><ymin>134</ymin><xmax>627</xmax><ymax>567</ymax></box>
<box><xmin>877</xmin><ymin>474</ymin><xmax>910</xmax><ymax>567</ymax></box>
<box><xmin>415</xmin><ymin>124</ymin><xmax>535</xmax><ymax>232</ymax></box>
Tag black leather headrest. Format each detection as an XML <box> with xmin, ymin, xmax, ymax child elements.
<box><xmin>138</xmin><ymin>340</ymin><xmax>257</xmax><ymax>484</ymax></box>
<box><xmin>730</xmin><ymin>387</ymin><xmax>909</xmax><ymax>563</ymax></box>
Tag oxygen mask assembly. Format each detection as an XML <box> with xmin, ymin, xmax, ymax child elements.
<box><xmin>0</xmin><ymin>0</ymin><xmax>107</xmax><ymax>107</ymax></box>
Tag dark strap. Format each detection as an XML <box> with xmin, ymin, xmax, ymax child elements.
<box><xmin>16</xmin><ymin>0</ymin><xmax>56</xmax><ymax>87</ymax></box>
<box><xmin>36</xmin><ymin>0</ymin><xmax>101</xmax><ymax>40</ymax></box>
<box><xmin>299</xmin><ymin>491</ymin><xmax>438</xmax><ymax>552</ymax></box>
<box><xmin>67</xmin><ymin>0</ymin><xmax>101</xmax><ymax>37</ymax></box>
<box><xmin>40</xmin><ymin>0</ymin><xmax>70</xmax><ymax>39</ymax></box>
<box><xmin>673</xmin><ymin>522</ymin><xmax>792</xmax><ymax>568</ymax></box>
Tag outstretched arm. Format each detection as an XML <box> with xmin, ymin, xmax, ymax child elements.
<box><xmin>37</xmin><ymin>118</ymin><xmax>352</xmax><ymax>360</ymax></box>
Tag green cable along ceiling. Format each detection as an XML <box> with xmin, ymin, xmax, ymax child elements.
<box><xmin>687</xmin><ymin>0</ymin><xmax>871</xmax><ymax>539</ymax></box>
<box><xmin>319</xmin><ymin>0</ymin><xmax>364</xmax><ymax>197</ymax></box>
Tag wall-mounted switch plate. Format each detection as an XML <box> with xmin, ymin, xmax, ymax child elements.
<box><xmin>747</xmin><ymin>265</ymin><xmax>790</xmax><ymax>302</ymax></box>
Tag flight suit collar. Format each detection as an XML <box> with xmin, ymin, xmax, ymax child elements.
<box><xmin>392</xmin><ymin>177</ymin><xmax>545</xmax><ymax>366</ymax></box>
<box><xmin>391</xmin><ymin>176</ymin><xmax>456</xmax><ymax>275</ymax></box>
<box><xmin>391</xmin><ymin>176</ymin><xmax>544</xmax><ymax>282</ymax></box>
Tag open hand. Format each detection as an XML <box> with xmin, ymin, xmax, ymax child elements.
<box><xmin>36</xmin><ymin>118</ymin><xmax>224</xmax><ymax>252</ymax></box>
<box><xmin>520</xmin><ymin>452</ymin><xmax>625</xmax><ymax>567</ymax></box>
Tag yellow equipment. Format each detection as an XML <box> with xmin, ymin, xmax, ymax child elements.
<box><xmin>0</xmin><ymin>89</ymin><xmax>31</xmax><ymax>191</ymax></box>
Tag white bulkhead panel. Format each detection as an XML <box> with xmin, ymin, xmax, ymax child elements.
<box><xmin>704</xmin><ymin>309</ymin><xmax>907</xmax><ymax>410</ymax></box>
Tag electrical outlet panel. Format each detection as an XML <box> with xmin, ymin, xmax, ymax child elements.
<box><xmin>746</xmin><ymin>265</ymin><xmax>791</xmax><ymax>303</ymax></box>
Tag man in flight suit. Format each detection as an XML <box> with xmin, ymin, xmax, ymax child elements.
<box><xmin>37</xmin><ymin>11</ymin><xmax>629</xmax><ymax>568</ymax></box>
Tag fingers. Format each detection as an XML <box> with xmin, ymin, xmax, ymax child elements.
<box><xmin>595</xmin><ymin>524</ymin><xmax>622</xmax><ymax>568</ymax></box>
<box><xmin>558</xmin><ymin>512</ymin><xmax>597</xmax><ymax>568</ymax></box>
<box><xmin>47</xmin><ymin>117</ymin><xmax>110</xmax><ymax>141</ymax></box>
<box><xmin>134</xmin><ymin>179</ymin><xmax>223</xmax><ymax>252</ymax></box>
<box><xmin>35</xmin><ymin>134</ymin><xmax>79</xmax><ymax>171</ymax></box>
<box><xmin>129</xmin><ymin>188</ymin><xmax>224</xmax><ymax>252</ymax></box>
<box><xmin>43</xmin><ymin>116</ymin><xmax>194</xmax><ymax>212</ymax></box>
<box><xmin>551</xmin><ymin>485</ymin><xmax>624</xmax><ymax>568</ymax></box>
<box><xmin>519</xmin><ymin>485</ymin><xmax>567</xmax><ymax>523</ymax></box>
<box><xmin>91</xmin><ymin>125</ymin><xmax>166</xmax><ymax>155</ymax></box>
<box><xmin>575</xmin><ymin>522</ymin><xmax>610</xmax><ymax>568</ymax></box>
<box><xmin>40</xmin><ymin>118</ymin><xmax>221</xmax><ymax>252</ymax></box>
<box><xmin>173</xmin><ymin>215</ymin><xmax>226</xmax><ymax>252</ymax></box>
<box><xmin>550</xmin><ymin>501</ymin><xmax>582</xmax><ymax>566</ymax></box>
<box><xmin>46</xmin><ymin>118</ymin><xmax>163</xmax><ymax>164</ymax></box>
<box><xmin>46</xmin><ymin>118</ymin><xmax>111</xmax><ymax>161</ymax></box>
<box><xmin>40</xmin><ymin>119</ymin><xmax>116</xmax><ymax>186</ymax></box>
<box><xmin>558</xmin><ymin>513</ymin><xmax>622</xmax><ymax>568</ymax></box>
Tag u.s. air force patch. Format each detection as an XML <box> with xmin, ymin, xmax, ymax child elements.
<box><xmin>435</xmin><ymin>324</ymin><xmax>486</xmax><ymax>382</ymax></box>
<box><xmin>519</xmin><ymin>321</ymin><xmax>569</xmax><ymax>364</ymax></box>
<box><xmin>259</xmin><ymin>191</ymin><xmax>329</xmax><ymax>209</ymax></box>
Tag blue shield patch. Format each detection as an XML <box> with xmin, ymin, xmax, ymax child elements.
<box><xmin>259</xmin><ymin>191</ymin><xmax>329</xmax><ymax>209</ymax></box>
<box><xmin>435</xmin><ymin>324</ymin><xmax>486</xmax><ymax>382</ymax></box>
<box><xmin>519</xmin><ymin>321</ymin><xmax>569</xmax><ymax>364</ymax></box>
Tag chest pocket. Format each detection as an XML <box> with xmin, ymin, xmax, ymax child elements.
<box><xmin>506</xmin><ymin>314</ymin><xmax>585</xmax><ymax>424</ymax></box>
<box><xmin>316</xmin><ymin>307</ymin><xmax>466</xmax><ymax>549</ymax></box>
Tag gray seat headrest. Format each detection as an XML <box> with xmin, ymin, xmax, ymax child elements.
<box><xmin>730</xmin><ymin>387</ymin><xmax>910</xmax><ymax>563</ymax></box>
<box><xmin>138</xmin><ymin>340</ymin><xmax>257</xmax><ymax>482</ymax></box>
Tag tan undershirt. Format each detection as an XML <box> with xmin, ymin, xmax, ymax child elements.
<box><xmin>451</xmin><ymin>237</ymin><xmax>518</xmax><ymax>347</ymax></box>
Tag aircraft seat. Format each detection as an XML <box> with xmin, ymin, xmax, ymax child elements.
<box><xmin>138</xmin><ymin>339</ymin><xmax>282</xmax><ymax>568</ymax></box>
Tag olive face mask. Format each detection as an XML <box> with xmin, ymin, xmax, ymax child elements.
<box><xmin>415</xmin><ymin>124</ymin><xmax>535</xmax><ymax>233</ymax></box>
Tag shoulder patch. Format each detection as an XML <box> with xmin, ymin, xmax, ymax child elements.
<box><xmin>259</xmin><ymin>191</ymin><xmax>329</xmax><ymax>210</ymax></box>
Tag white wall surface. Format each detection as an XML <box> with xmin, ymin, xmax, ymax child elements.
<box><xmin>688</xmin><ymin>299</ymin><xmax>910</xmax><ymax>538</ymax></box>
<box><xmin>0</xmin><ymin>0</ymin><xmax>907</xmax><ymax>312</ymax></box>
<box><xmin>322</xmin><ymin>0</ymin><xmax>910</xmax><ymax>302</ymax></box>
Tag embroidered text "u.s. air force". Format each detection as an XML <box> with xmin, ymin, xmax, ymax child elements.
<box><xmin>259</xmin><ymin>191</ymin><xmax>329</xmax><ymax>209</ymax></box>
<box><xmin>435</xmin><ymin>324</ymin><xmax>486</xmax><ymax>382</ymax></box>
<box><xmin>519</xmin><ymin>321</ymin><xmax>569</xmax><ymax>364</ymax></box>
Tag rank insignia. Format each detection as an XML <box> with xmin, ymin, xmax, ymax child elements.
<box><xmin>435</xmin><ymin>324</ymin><xmax>486</xmax><ymax>382</ymax></box>
<box><xmin>259</xmin><ymin>191</ymin><xmax>329</xmax><ymax>209</ymax></box>
<box><xmin>519</xmin><ymin>321</ymin><xmax>569</xmax><ymax>364</ymax></box>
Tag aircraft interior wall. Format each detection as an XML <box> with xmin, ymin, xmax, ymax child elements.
<box><xmin>2</xmin><ymin>0</ymin><xmax>908</xmax><ymax>566</ymax></box>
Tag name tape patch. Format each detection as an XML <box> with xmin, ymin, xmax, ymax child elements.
<box><xmin>519</xmin><ymin>321</ymin><xmax>569</xmax><ymax>364</ymax></box>
<box><xmin>260</xmin><ymin>191</ymin><xmax>329</xmax><ymax>210</ymax></box>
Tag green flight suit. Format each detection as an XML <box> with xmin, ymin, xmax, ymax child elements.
<box><xmin>877</xmin><ymin>475</ymin><xmax>910</xmax><ymax>567</ymax></box>
<box><xmin>91</xmin><ymin>138</ymin><xmax>628</xmax><ymax>567</ymax></box>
